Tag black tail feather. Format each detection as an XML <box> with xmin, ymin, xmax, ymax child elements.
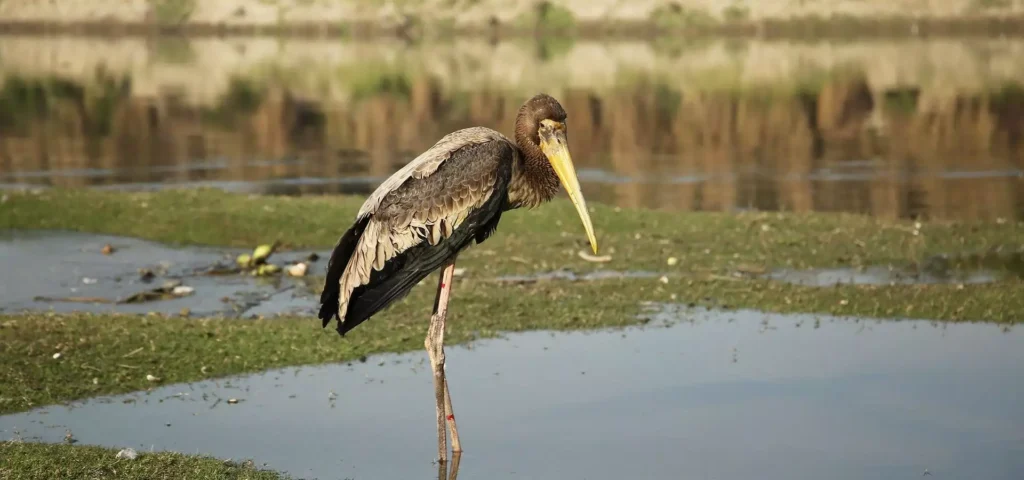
<box><xmin>324</xmin><ymin>152</ymin><xmax>512</xmax><ymax>337</ymax></box>
<box><xmin>318</xmin><ymin>216</ymin><xmax>369</xmax><ymax>328</ymax></box>
<box><xmin>337</xmin><ymin>191</ymin><xmax>508</xmax><ymax>336</ymax></box>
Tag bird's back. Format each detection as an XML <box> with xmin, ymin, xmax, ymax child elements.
<box><xmin>319</xmin><ymin>127</ymin><xmax>517</xmax><ymax>335</ymax></box>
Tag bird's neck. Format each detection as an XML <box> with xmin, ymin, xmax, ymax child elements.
<box><xmin>509</xmin><ymin>139</ymin><xmax>560</xmax><ymax>209</ymax></box>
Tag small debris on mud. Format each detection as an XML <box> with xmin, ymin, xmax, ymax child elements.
<box><xmin>251</xmin><ymin>243</ymin><xmax>277</xmax><ymax>265</ymax></box>
<box><xmin>138</xmin><ymin>268</ymin><xmax>156</xmax><ymax>282</ymax></box>
<box><xmin>116</xmin><ymin>448</ymin><xmax>138</xmax><ymax>460</ymax></box>
<box><xmin>578</xmin><ymin>250</ymin><xmax>612</xmax><ymax>263</ymax></box>
<box><xmin>101</xmin><ymin>244</ymin><xmax>115</xmax><ymax>255</ymax></box>
<box><xmin>227</xmin><ymin>398</ymin><xmax>240</xmax><ymax>405</ymax></box>
<box><xmin>118</xmin><ymin>282</ymin><xmax>196</xmax><ymax>304</ymax></box>
<box><xmin>255</xmin><ymin>264</ymin><xmax>280</xmax><ymax>276</ymax></box>
<box><xmin>306</xmin><ymin>252</ymin><xmax>320</xmax><ymax>262</ymax></box>
<box><xmin>286</xmin><ymin>262</ymin><xmax>308</xmax><ymax>277</ymax></box>
<box><xmin>146</xmin><ymin>374</ymin><xmax>161</xmax><ymax>382</ymax></box>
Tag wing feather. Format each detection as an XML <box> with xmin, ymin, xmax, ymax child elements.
<box><xmin>355</xmin><ymin>126</ymin><xmax>512</xmax><ymax>221</ymax></box>
<box><xmin>330</xmin><ymin>135</ymin><xmax>517</xmax><ymax>326</ymax></box>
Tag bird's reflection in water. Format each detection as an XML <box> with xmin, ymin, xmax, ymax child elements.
<box><xmin>437</xmin><ymin>452</ymin><xmax>461</xmax><ymax>480</ymax></box>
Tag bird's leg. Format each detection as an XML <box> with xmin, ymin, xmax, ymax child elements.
<box><xmin>444</xmin><ymin>370</ymin><xmax>461</xmax><ymax>453</ymax></box>
<box><xmin>436</xmin><ymin>451</ymin><xmax>462</xmax><ymax>480</ymax></box>
<box><xmin>426</xmin><ymin>310</ymin><xmax>447</xmax><ymax>463</ymax></box>
<box><xmin>426</xmin><ymin>259</ymin><xmax>460</xmax><ymax>463</ymax></box>
<box><xmin>447</xmin><ymin>452</ymin><xmax>462</xmax><ymax>480</ymax></box>
<box><xmin>435</xmin><ymin>261</ymin><xmax>462</xmax><ymax>454</ymax></box>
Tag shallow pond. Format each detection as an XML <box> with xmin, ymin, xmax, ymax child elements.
<box><xmin>2</xmin><ymin>307</ymin><xmax>1021</xmax><ymax>480</ymax></box>
<box><xmin>0</xmin><ymin>230</ymin><xmax>330</xmax><ymax>317</ymax></box>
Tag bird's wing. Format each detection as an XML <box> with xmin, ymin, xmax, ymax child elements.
<box><xmin>356</xmin><ymin>126</ymin><xmax>511</xmax><ymax>221</ymax></box>
<box><xmin>331</xmin><ymin>133</ymin><xmax>516</xmax><ymax>325</ymax></box>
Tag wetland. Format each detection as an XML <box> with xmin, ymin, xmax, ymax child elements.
<box><xmin>1</xmin><ymin>32</ymin><xmax>1023</xmax><ymax>480</ymax></box>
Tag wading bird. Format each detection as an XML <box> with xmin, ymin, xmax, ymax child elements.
<box><xmin>318</xmin><ymin>93</ymin><xmax>598</xmax><ymax>462</ymax></box>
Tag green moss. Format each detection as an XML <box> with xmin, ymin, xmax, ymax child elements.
<box><xmin>150</xmin><ymin>0</ymin><xmax>196</xmax><ymax>26</ymax></box>
<box><xmin>0</xmin><ymin>442</ymin><xmax>287</xmax><ymax>480</ymax></box>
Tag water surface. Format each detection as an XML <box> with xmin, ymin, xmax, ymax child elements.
<box><xmin>0</xmin><ymin>230</ymin><xmax>329</xmax><ymax>317</ymax></box>
<box><xmin>0</xmin><ymin>36</ymin><xmax>1022</xmax><ymax>220</ymax></box>
<box><xmin>3</xmin><ymin>307</ymin><xmax>1021</xmax><ymax>480</ymax></box>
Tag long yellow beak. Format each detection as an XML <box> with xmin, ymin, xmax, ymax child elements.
<box><xmin>541</xmin><ymin>130</ymin><xmax>599</xmax><ymax>254</ymax></box>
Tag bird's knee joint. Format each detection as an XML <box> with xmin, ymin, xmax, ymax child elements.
<box><xmin>432</xmin><ymin>352</ymin><xmax>446</xmax><ymax>371</ymax></box>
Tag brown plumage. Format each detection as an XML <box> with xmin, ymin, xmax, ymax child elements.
<box><xmin>317</xmin><ymin>93</ymin><xmax>597</xmax><ymax>463</ymax></box>
<box><xmin>318</xmin><ymin>93</ymin><xmax>588</xmax><ymax>335</ymax></box>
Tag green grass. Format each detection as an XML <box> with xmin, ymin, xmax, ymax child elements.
<box><xmin>1</xmin><ymin>188</ymin><xmax>1023</xmax><ymax>416</ymax></box>
<box><xmin>3</xmin><ymin>275</ymin><xmax>1023</xmax><ymax>417</ymax></box>
<box><xmin>0</xmin><ymin>442</ymin><xmax>285</xmax><ymax>480</ymax></box>
<box><xmin>2</xmin><ymin>188</ymin><xmax>1022</xmax><ymax>277</ymax></box>
<box><xmin>1</xmin><ymin>187</ymin><xmax>1022</xmax><ymax>478</ymax></box>
<box><xmin>0</xmin><ymin>279</ymin><xmax>644</xmax><ymax>415</ymax></box>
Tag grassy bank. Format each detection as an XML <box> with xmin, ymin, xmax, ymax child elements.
<box><xmin>4</xmin><ymin>277</ymin><xmax>1021</xmax><ymax>415</ymax></box>
<box><xmin>3</xmin><ymin>188</ymin><xmax>1023</xmax><ymax>276</ymax></box>
<box><xmin>2</xmin><ymin>188</ymin><xmax>1023</xmax><ymax>415</ymax></box>
<box><xmin>0</xmin><ymin>442</ymin><xmax>284</xmax><ymax>480</ymax></box>
<box><xmin>1</xmin><ymin>187</ymin><xmax>1022</xmax><ymax>478</ymax></box>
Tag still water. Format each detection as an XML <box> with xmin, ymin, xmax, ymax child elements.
<box><xmin>0</xmin><ymin>36</ymin><xmax>1022</xmax><ymax>220</ymax></box>
<box><xmin>2</xmin><ymin>307</ymin><xmax>1022</xmax><ymax>480</ymax></box>
<box><xmin>0</xmin><ymin>230</ymin><xmax>331</xmax><ymax>317</ymax></box>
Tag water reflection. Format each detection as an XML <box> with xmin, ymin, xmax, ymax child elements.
<box><xmin>0</xmin><ymin>37</ymin><xmax>1022</xmax><ymax>220</ymax></box>
<box><xmin>2</xmin><ymin>308</ymin><xmax>1022</xmax><ymax>480</ymax></box>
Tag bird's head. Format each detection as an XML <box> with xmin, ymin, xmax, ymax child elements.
<box><xmin>516</xmin><ymin>93</ymin><xmax>598</xmax><ymax>255</ymax></box>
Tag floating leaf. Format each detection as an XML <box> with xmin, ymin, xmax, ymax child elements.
<box><xmin>236</xmin><ymin>254</ymin><xmax>252</xmax><ymax>267</ymax></box>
